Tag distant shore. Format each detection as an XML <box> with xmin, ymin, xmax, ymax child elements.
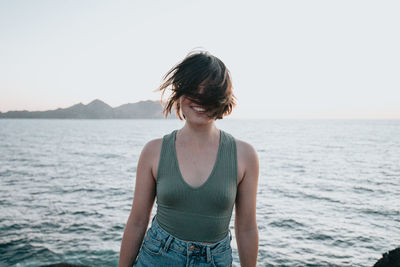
<box><xmin>0</xmin><ymin>99</ymin><xmax>177</xmax><ymax>119</ymax></box>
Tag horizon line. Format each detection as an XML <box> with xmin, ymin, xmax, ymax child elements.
<box><xmin>1</xmin><ymin>98</ymin><xmax>399</xmax><ymax>120</ymax></box>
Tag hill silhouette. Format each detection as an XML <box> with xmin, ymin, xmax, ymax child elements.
<box><xmin>0</xmin><ymin>99</ymin><xmax>176</xmax><ymax>119</ymax></box>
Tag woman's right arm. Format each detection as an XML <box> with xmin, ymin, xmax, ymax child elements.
<box><xmin>118</xmin><ymin>139</ymin><xmax>161</xmax><ymax>267</ymax></box>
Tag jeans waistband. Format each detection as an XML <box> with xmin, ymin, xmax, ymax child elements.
<box><xmin>147</xmin><ymin>215</ymin><xmax>232</xmax><ymax>260</ymax></box>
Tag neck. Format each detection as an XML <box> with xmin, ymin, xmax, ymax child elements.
<box><xmin>178</xmin><ymin>122</ymin><xmax>219</xmax><ymax>146</ymax></box>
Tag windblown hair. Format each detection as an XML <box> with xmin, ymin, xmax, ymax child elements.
<box><xmin>158</xmin><ymin>51</ymin><xmax>236</xmax><ymax>120</ymax></box>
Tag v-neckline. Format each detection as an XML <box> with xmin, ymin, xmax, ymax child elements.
<box><xmin>173</xmin><ymin>129</ymin><xmax>223</xmax><ymax>190</ymax></box>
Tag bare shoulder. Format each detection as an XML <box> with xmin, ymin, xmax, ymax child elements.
<box><xmin>142</xmin><ymin>138</ymin><xmax>163</xmax><ymax>155</ymax></box>
<box><xmin>235</xmin><ymin>138</ymin><xmax>258</xmax><ymax>159</ymax></box>
<box><xmin>140</xmin><ymin>138</ymin><xmax>163</xmax><ymax>181</ymax></box>
<box><xmin>234</xmin><ymin>138</ymin><xmax>259</xmax><ymax>184</ymax></box>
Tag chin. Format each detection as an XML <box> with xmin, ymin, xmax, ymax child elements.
<box><xmin>184</xmin><ymin>111</ymin><xmax>214</xmax><ymax>125</ymax></box>
<box><xmin>187</xmin><ymin>116</ymin><xmax>213</xmax><ymax>125</ymax></box>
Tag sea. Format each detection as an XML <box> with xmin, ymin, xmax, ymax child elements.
<box><xmin>0</xmin><ymin>119</ymin><xmax>399</xmax><ymax>267</ymax></box>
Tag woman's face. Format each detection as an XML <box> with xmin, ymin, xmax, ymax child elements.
<box><xmin>179</xmin><ymin>95</ymin><xmax>214</xmax><ymax>125</ymax></box>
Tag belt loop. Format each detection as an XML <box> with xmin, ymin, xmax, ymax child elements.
<box><xmin>163</xmin><ymin>235</ymin><xmax>173</xmax><ymax>252</ymax></box>
<box><xmin>206</xmin><ymin>246</ymin><xmax>211</xmax><ymax>263</ymax></box>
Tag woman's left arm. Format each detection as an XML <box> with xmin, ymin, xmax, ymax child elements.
<box><xmin>235</xmin><ymin>141</ymin><xmax>259</xmax><ymax>267</ymax></box>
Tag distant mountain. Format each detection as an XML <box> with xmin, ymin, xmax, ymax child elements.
<box><xmin>0</xmin><ymin>99</ymin><xmax>177</xmax><ymax>119</ymax></box>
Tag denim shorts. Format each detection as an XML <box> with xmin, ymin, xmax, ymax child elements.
<box><xmin>134</xmin><ymin>216</ymin><xmax>233</xmax><ymax>267</ymax></box>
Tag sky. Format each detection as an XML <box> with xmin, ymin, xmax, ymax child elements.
<box><xmin>0</xmin><ymin>0</ymin><xmax>399</xmax><ymax>119</ymax></box>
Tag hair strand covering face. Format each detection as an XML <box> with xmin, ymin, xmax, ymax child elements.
<box><xmin>157</xmin><ymin>51</ymin><xmax>236</xmax><ymax>120</ymax></box>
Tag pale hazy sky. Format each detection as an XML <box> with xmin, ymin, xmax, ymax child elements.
<box><xmin>1</xmin><ymin>0</ymin><xmax>399</xmax><ymax>118</ymax></box>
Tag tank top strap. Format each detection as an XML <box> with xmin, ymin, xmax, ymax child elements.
<box><xmin>156</xmin><ymin>130</ymin><xmax>177</xmax><ymax>185</ymax></box>
<box><xmin>210</xmin><ymin>129</ymin><xmax>238</xmax><ymax>190</ymax></box>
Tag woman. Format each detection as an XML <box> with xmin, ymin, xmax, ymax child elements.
<box><xmin>118</xmin><ymin>51</ymin><xmax>259</xmax><ymax>267</ymax></box>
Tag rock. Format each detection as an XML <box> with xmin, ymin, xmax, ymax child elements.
<box><xmin>373</xmin><ymin>247</ymin><xmax>400</xmax><ymax>267</ymax></box>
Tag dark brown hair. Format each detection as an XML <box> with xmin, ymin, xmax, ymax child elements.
<box><xmin>158</xmin><ymin>51</ymin><xmax>236</xmax><ymax>120</ymax></box>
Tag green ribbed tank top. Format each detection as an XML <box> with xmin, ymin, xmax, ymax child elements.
<box><xmin>155</xmin><ymin>129</ymin><xmax>238</xmax><ymax>243</ymax></box>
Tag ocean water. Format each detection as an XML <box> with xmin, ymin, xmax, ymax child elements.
<box><xmin>0</xmin><ymin>119</ymin><xmax>399</xmax><ymax>267</ymax></box>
